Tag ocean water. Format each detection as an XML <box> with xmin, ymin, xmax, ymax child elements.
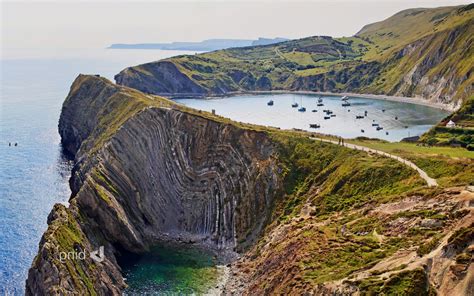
<box><xmin>0</xmin><ymin>49</ymin><xmax>196</xmax><ymax>294</ymax></box>
<box><xmin>0</xmin><ymin>49</ymin><xmax>448</xmax><ymax>294</ymax></box>
<box><xmin>120</xmin><ymin>243</ymin><xmax>220</xmax><ymax>295</ymax></box>
<box><xmin>175</xmin><ymin>94</ymin><xmax>449</xmax><ymax>141</ymax></box>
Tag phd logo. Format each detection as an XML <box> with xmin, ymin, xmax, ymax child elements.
<box><xmin>90</xmin><ymin>246</ymin><xmax>105</xmax><ymax>263</ymax></box>
<box><xmin>59</xmin><ymin>246</ymin><xmax>105</xmax><ymax>263</ymax></box>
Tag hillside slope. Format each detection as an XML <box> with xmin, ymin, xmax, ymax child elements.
<box><xmin>115</xmin><ymin>4</ymin><xmax>473</xmax><ymax>109</ymax></box>
<box><xmin>27</xmin><ymin>75</ymin><xmax>474</xmax><ymax>295</ymax></box>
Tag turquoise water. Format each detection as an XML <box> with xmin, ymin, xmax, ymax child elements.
<box><xmin>121</xmin><ymin>244</ymin><xmax>221</xmax><ymax>295</ymax></box>
<box><xmin>0</xmin><ymin>49</ymin><xmax>195</xmax><ymax>294</ymax></box>
<box><xmin>175</xmin><ymin>94</ymin><xmax>449</xmax><ymax>141</ymax></box>
<box><xmin>0</xmin><ymin>49</ymin><xmax>448</xmax><ymax>294</ymax></box>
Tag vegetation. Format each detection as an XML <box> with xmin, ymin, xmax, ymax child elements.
<box><xmin>348</xmin><ymin>138</ymin><xmax>474</xmax><ymax>187</ymax></box>
<box><xmin>269</xmin><ymin>134</ymin><xmax>423</xmax><ymax>220</ymax></box>
<box><xmin>421</xmin><ymin>95</ymin><xmax>474</xmax><ymax>148</ymax></box>
<box><xmin>119</xmin><ymin>4</ymin><xmax>473</xmax><ymax>105</ymax></box>
<box><xmin>358</xmin><ymin>268</ymin><xmax>436</xmax><ymax>295</ymax></box>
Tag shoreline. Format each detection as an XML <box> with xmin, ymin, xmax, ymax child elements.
<box><xmin>164</xmin><ymin>90</ymin><xmax>454</xmax><ymax>112</ymax></box>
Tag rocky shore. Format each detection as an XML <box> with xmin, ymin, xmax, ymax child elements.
<box><xmin>26</xmin><ymin>75</ymin><xmax>473</xmax><ymax>295</ymax></box>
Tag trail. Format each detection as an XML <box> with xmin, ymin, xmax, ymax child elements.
<box><xmin>310</xmin><ymin>137</ymin><xmax>438</xmax><ymax>187</ymax></box>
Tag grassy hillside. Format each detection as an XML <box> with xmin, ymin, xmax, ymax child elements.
<box><xmin>420</xmin><ymin>95</ymin><xmax>474</xmax><ymax>149</ymax></box>
<box><xmin>116</xmin><ymin>4</ymin><xmax>473</xmax><ymax>107</ymax></box>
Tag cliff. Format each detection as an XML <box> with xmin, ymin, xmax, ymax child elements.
<box><xmin>27</xmin><ymin>75</ymin><xmax>473</xmax><ymax>295</ymax></box>
<box><xmin>115</xmin><ymin>4</ymin><xmax>473</xmax><ymax>108</ymax></box>
<box><xmin>26</xmin><ymin>75</ymin><xmax>282</xmax><ymax>294</ymax></box>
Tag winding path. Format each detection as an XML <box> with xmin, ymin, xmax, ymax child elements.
<box><xmin>310</xmin><ymin>137</ymin><xmax>438</xmax><ymax>187</ymax></box>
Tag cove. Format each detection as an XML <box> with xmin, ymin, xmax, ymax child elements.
<box><xmin>175</xmin><ymin>94</ymin><xmax>449</xmax><ymax>142</ymax></box>
<box><xmin>119</xmin><ymin>243</ymin><xmax>225</xmax><ymax>295</ymax></box>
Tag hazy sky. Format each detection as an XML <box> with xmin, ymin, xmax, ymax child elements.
<box><xmin>1</xmin><ymin>0</ymin><xmax>471</xmax><ymax>55</ymax></box>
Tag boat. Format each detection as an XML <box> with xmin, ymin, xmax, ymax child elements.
<box><xmin>342</xmin><ymin>102</ymin><xmax>351</xmax><ymax>107</ymax></box>
<box><xmin>395</xmin><ymin>116</ymin><xmax>398</xmax><ymax>120</ymax></box>
<box><xmin>356</xmin><ymin>115</ymin><xmax>364</xmax><ymax>119</ymax></box>
<box><xmin>312</xmin><ymin>109</ymin><xmax>318</xmax><ymax>112</ymax></box>
<box><xmin>361</xmin><ymin>129</ymin><xmax>365</xmax><ymax>133</ymax></box>
<box><xmin>298</xmin><ymin>97</ymin><xmax>306</xmax><ymax>112</ymax></box>
<box><xmin>330</xmin><ymin>114</ymin><xmax>336</xmax><ymax>117</ymax></box>
<box><xmin>291</xmin><ymin>96</ymin><xmax>298</xmax><ymax>108</ymax></box>
<box><xmin>318</xmin><ymin>97</ymin><xmax>323</xmax><ymax>103</ymax></box>
<box><xmin>376</xmin><ymin>126</ymin><xmax>383</xmax><ymax>131</ymax></box>
<box><xmin>385</xmin><ymin>132</ymin><xmax>389</xmax><ymax>135</ymax></box>
<box><xmin>309</xmin><ymin>124</ymin><xmax>321</xmax><ymax>128</ymax></box>
<box><xmin>341</xmin><ymin>96</ymin><xmax>349</xmax><ymax>101</ymax></box>
<box><xmin>382</xmin><ymin>109</ymin><xmax>386</xmax><ymax>112</ymax></box>
<box><xmin>324</xmin><ymin>116</ymin><xmax>331</xmax><ymax>120</ymax></box>
<box><xmin>372</xmin><ymin>123</ymin><xmax>379</xmax><ymax>126</ymax></box>
<box><xmin>267</xmin><ymin>100</ymin><xmax>274</xmax><ymax>106</ymax></box>
<box><xmin>317</xmin><ymin>103</ymin><xmax>324</xmax><ymax>106</ymax></box>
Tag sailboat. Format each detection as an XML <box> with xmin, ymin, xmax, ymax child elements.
<box><xmin>298</xmin><ymin>97</ymin><xmax>306</xmax><ymax>112</ymax></box>
<box><xmin>291</xmin><ymin>96</ymin><xmax>298</xmax><ymax>108</ymax></box>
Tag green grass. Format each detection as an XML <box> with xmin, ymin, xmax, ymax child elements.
<box><xmin>269</xmin><ymin>134</ymin><xmax>422</xmax><ymax>221</ymax></box>
<box><xmin>348</xmin><ymin>139</ymin><xmax>474</xmax><ymax>159</ymax></box>
<box><xmin>347</xmin><ymin>138</ymin><xmax>474</xmax><ymax>186</ymax></box>
<box><xmin>118</xmin><ymin>4</ymin><xmax>473</xmax><ymax>107</ymax></box>
<box><xmin>358</xmin><ymin>268</ymin><xmax>435</xmax><ymax>295</ymax></box>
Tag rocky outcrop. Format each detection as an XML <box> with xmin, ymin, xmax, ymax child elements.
<box><xmin>26</xmin><ymin>75</ymin><xmax>282</xmax><ymax>294</ymax></box>
<box><xmin>115</xmin><ymin>61</ymin><xmax>207</xmax><ymax>96</ymax></box>
<box><xmin>379</xmin><ymin>18</ymin><xmax>473</xmax><ymax>108</ymax></box>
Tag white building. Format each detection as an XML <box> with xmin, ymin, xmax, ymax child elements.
<box><xmin>446</xmin><ymin>120</ymin><xmax>456</xmax><ymax>128</ymax></box>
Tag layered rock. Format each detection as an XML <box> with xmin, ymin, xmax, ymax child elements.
<box><xmin>26</xmin><ymin>75</ymin><xmax>282</xmax><ymax>294</ymax></box>
<box><xmin>27</xmin><ymin>74</ymin><xmax>473</xmax><ymax>295</ymax></box>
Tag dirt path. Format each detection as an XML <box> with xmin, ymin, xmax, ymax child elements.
<box><xmin>310</xmin><ymin>137</ymin><xmax>438</xmax><ymax>187</ymax></box>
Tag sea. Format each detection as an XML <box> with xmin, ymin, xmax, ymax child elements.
<box><xmin>0</xmin><ymin>48</ymin><xmax>448</xmax><ymax>294</ymax></box>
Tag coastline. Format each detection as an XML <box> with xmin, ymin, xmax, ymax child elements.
<box><xmin>163</xmin><ymin>90</ymin><xmax>455</xmax><ymax>112</ymax></box>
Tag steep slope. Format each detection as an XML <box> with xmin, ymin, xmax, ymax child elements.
<box><xmin>421</xmin><ymin>95</ymin><xmax>474</xmax><ymax>148</ymax></box>
<box><xmin>27</xmin><ymin>75</ymin><xmax>473</xmax><ymax>295</ymax></box>
<box><xmin>26</xmin><ymin>75</ymin><xmax>283</xmax><ymax>294</ymax></box>
<box><xmin>115</xmin><ymin>4</ymin><xmax>473</xmax><ymax>108</ymax></box>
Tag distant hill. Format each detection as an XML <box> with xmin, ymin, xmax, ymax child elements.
<box><xmin>115</xmin><ymin>4</ymin><xmax>473</xmax><ymax>110</ymax></box>
<box><xmin>108</xmin><ymin>38</ymin><xmax>289</xmax><ymax>51</ymax></box>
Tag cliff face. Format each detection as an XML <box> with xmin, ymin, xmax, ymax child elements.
<box><xmin>27</xmin><ymin>75</ymin><xmax>282</xmax><ymax>294</ymax></box>
<box><xmin>115</xmin><ymin>61</ymin><xmax>207</xmax><ymax>96</ymax></box>
<box><xmin>114</xmin><ymin>5</ymin><xmax>473</xmax><ymax>108</ymax></box>
<box><xmin>27</xmin><ymin>75</ymin><xmax>473</xmax><ymax>295</ymax></box>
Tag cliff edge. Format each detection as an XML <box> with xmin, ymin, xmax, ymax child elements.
<box><xmin>27</xmin><ymin>75</ymin><xmax>473</xmax><ymax>295</ymax></box>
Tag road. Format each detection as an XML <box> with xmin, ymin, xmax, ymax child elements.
<box><xmin>310</xmin><ymin>137</ymin><xmax>438</xmax><ymax>187</ymax></box>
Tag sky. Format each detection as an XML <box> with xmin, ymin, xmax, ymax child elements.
<box><xmin>1</xmin><ymin>0</ymin><xmax>471</xmax><ymax>58</ymax></box>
